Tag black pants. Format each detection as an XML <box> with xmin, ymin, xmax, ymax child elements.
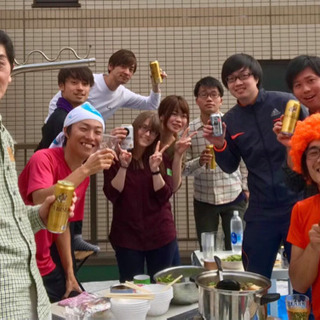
<box><xmin>113</xmin><ymin>239</ymin><xmax>178</xmax><ymax>283</ymax></box>
<box><xmin>44</xmin><ymin>222</ymin><xmax>83</xmax><ymax>302</ymax></box>
<box><xmin>194</xmin><ymin>198</ymin><xmax>247</xmax><ymax>251</ymax></box>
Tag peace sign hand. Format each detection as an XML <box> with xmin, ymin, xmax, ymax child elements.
<box><xmin>175</xmin><ymin>127</ymin><xmax>197</xmax><ymax>156</ymax></box>
<box><xmin>149</xmin><ymin>141</ymin><xmax>169</xmax><ymax>172</ymax></box>
<box><xmin>118</xmin><ymin>144</ymin><xmax>132</xmax><ymax>168</ymax></box>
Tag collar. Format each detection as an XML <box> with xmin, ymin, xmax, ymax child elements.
<box><xmin>236</xmin><ymin>89</ymin><xmax>264</xmax><ymax>108</ymax></box>
<box><xmin>57</xmin><ymin>97</ymin><xmax>74</xmax><ymax>113</ymax></box>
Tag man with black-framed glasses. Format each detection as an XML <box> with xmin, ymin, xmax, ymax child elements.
<box><xmin>183</xmin><ymin>76</ymin><xmax>248</xmax><ymax>251</ymax></box>
<box><xmin>203</xmin><ymin>53</ymin><xmax>307</xmax><ymax>280</ymax></box>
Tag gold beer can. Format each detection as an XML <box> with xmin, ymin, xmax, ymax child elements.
<box><xmin>150</xmin><ymin>60</ymin><xmax>163</xmax><ymax>84</ymax></box>
<box><xmin>47</xmin><ymin>180</ymin><xmax>75</xmax><ymax>234</ymax></box>
<box><xmin>206</xmin><ymin>145</ymin><xmax>216</xmax><ymax>170</ymax></box>
<box><xmin>281</xmin><ymin>100</ymin><xmax>301</xmax><ymax>136</ymax></box>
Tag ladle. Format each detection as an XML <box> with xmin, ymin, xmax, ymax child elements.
<box><xmin>214</xmin><ymin>255</ymin><xmax>241</xmax><ymax>291</ymax></box>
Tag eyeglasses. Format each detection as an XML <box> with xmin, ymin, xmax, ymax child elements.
<box><xmin>305</xmin><ymin>146</ymin><xmax>320</xmax><ymax>161</ymax></box>
<box><xmin>139</xmin><ymin>125</ymin><xmax>158</xmax><ymax>137</ymax></box>
<box><xmin>226</xmin><ymin>72</ymin><xmax>253</xmax><ymax>84</ymax></box>
<box><xmin>198</xmin><ymin>92</ymin><xmax>220</xmax><ymax>99</ymax></box>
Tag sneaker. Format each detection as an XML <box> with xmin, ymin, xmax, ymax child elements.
<box><xmin>74</xmin><ymin>235</ymin><xmax>100</xmax><ymax>253</ymax></box>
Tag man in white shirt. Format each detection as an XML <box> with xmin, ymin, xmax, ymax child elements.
<box><xmin>47</xmin><ymin>49</ymin><xmax>166</xmax><ymax>122</ymax></box>
<box><xmin>184</xmin><ymin>76</ymin><xmax>248</xmax><ymax>250</ymax></box>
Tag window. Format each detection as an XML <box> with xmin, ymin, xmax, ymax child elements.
<box><xmin>32</xmin><ymin>0</ymin><xmax>80</xmax><ymax>8</ymax></box>
<box><xmin>258</xmin><ymin>60</ymin><xmax>291</xmax><ymax>92</ymax></box>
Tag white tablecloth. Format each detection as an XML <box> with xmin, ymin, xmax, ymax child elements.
<box><xmin>51</xmin><ymin>280</ymin><xmax>198</xmax><ymax>320</ymax></box>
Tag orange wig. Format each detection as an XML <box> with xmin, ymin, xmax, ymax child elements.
<box><xmin>290</xmin><ymin>113</ymin><xmax>320</xmax><ymax>174</ymax></box>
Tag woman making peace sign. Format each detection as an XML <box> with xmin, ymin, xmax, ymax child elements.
<box><xmin>103</xmin><ymin>111</ymin><xmax>179</xmax><ymax>282</ymax></box>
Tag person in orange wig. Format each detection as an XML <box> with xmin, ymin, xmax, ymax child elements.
<box><xmin>287</xmin><ymin>113</ymin><xmax>320</xmax><ymax>318</ymax></box>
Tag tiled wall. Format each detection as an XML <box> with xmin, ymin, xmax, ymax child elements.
<box><xmin>0</xmin><ymin>0</ymin><xmax>319</xmax><ymax>253</ymax></box>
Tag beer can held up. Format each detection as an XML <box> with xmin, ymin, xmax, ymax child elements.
<box><xmin>47</xmin><ymin>180</ymin><xmax>75</xmax><ymax>234</ymax></box>
<box><xmin>210</xmin><ymin>114</ymin><xmax>223</xmax><ymax>137</ymax></box>
<box><xmin>281</xmin><ymin>100</ymin><xmax>301</xmax><ymax>136</ymax></box>
<box><xmin>120</xmin><ymin>124</ymin><xmax>134</xmax><ymax>150</ymax></box>
<box><xmin>150</xmin><ymin>60</ymin><xmax>163</xmax><ymax>84</ymax></box>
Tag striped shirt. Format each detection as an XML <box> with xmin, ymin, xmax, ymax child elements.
<box><xmin>0</xmin><ymin>116</ymin><xmax>51</xmax><ymax>319</ymax></box>
<box><xmin>183</xmin><ymin>116</ymin><xmax>248</xmax><ymax>205</ymax></box>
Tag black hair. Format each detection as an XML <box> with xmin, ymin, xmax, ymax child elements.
<box><xmin>286</xmin><ymin>55</ymin><xmax>320</xmax><ymax>91</ymax></box>
<box><xmin>108</xmin><ymin>49</ymin><xmax>137</xmax><ymax>74</ymax></box>
<box><xmin>58</xmin><ymin>67</ymin><xmax>94</xmax><ymax>87</ymax></box>
<box><xmin>63</xmin><ymin>125</ymin><xmax>73</xmax><ymax>146</ymax></box>
<box><xmin>221</xmin><ymin>53</ymin><xmax>263</xmax><ymax>88</ymax></box>
<box><xmin>193</xmin><ymin>76</ymin><xmax>224</xmax><ymax>97</ymax></box>
<box><xmin>0</xmin><ymin>30</ymin><xmax>14</xmax><ymax>71</ymax></box>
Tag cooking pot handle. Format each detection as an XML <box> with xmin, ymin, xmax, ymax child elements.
<box><xmin>258</xmin><ymin>293</ymin><xmax>280</xmax><ymax>305</ymax></box>
<box><xmin>189</xmin><ymin>274</ymin><xmax>197</xmax><ymax>284</ymax></box>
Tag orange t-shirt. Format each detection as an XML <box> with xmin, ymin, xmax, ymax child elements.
<box><xmin>287</xmin><ymin>194</ymin><xmax>320</xmax><ymax>319</ymax></box>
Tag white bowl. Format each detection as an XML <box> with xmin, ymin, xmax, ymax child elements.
<box><xmin>110</xmin><ymin>298</ymin><xmax>150</xmax><ymax>320</ymax></box>
<box><xmin>142</xmin><ymin>284</ymin><xmax>173</xmax><ymax>316</ymax></box>
<box><xmin>221</xmin><ymin>260</ymin><xmax>243</xmax><ymax>270</ymax></box>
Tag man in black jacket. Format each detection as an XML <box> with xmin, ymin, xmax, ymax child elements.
<box><xmin>203</xmin><ymin>53</ymin><xmax>306</xmax><ymax>279</ymax></box>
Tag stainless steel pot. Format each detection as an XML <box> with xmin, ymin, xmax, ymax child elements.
<box><xmin>194</xmin><ymin>270</ymin><xmax>280</xmax><ymax>320</ymax></box>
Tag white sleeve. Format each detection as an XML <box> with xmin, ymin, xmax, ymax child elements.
<box><xmin>45</xmin><ymin>91</ymin><xmax>62</xmax><ymax>123</ymax></box>
<box><xmin>122</xmin><ymin>88</ymin><xmax>161</xmax><ymax>111</ymax></box>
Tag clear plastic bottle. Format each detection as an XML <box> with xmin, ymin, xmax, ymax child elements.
<box><xmin>230</xmin><ymin>210</ymin><xmax>243</xmax><ymax>254</ymax></box>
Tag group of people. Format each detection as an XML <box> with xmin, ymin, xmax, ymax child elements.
<box><xmin>1</xmin><ymin>27</ymin><xmax>320</xmax><ymax>319</ymax></box>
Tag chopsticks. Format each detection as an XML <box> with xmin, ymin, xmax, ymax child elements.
<box><xmin>161</xmin><ymin>274</ymin><xmax>183</xmax><ymax>291</ymax></box>
<box><xmin>124</xmin><ymin>281</ymin><xmax>152</xmax><ymax>294</ymax></box>
<box><xmin>105</xmin><ymin>293</ymin><xmax>154</xmax><ymax>300</ymax></box>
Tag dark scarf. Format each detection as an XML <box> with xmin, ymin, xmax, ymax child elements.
<box><xmin>56</xmin><ymin>97</ymin><xmax>74</xmax><ymax>113</ymax></box>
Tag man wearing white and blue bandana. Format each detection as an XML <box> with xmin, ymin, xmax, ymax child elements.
<box><xmin>18</xmin><ymin>102</ymin><xmax>115</xmax><ymax>303</ymax></box>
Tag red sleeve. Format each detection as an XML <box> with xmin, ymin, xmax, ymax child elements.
<box><xmin>19</xmin><ymin>150</ymin><xmax>56</xmax><ymax>204</ymax></box>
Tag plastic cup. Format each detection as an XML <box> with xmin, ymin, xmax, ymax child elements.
<box><xmin>133</xmin><ymin>274</ymin><xmax>151</xmax><ymax>284</ymax></box>
<box><xmin>201</xmin><ymin>231</ymin><xmax>216</xmax><ymax>259</ymax></box>
<box><xmin>99</xmin><ymin>134</ymin><xmax>119</xmax><ymax>150</ymax></box>
<box><xmin>285</xmin><ymin>294</ymin><xmax>310</xmax><ymax>320</ymax></box>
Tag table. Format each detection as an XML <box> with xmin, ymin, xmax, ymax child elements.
<box><xmin>192</xmin><ymin>250</ymin><xmax>292</xmax><ymax>317</ymax></box>
<box><xmin>51</xmin><ymin>280</ymin><xmax>198</xmax><ymax>320</ymax></box>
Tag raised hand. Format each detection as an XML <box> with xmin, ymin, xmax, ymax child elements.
<box><xmin>203</xmin><ymin>119</ymin><xmax>226</xmax><ymax>148</ymax></box>
<box><xmin>149</xmin><ymin>141</ymin><xmax>169</xmax><ymax>172</ymax></box>
<box><xmin>160</xmin><ymin>69</ymin><xmax>167</xmax><ymax>81</ymax></box>
<box><xmin>83</xmin><ymin>148</ymin><xmax>116</xmax><ymax>175</ymax></box>
<box><xmin>174</xmin><ymin>127</ymin><xmax>197</xmax><ymax>156</ymax></box>
<box><xmin>110</xmin><ymin>127</ymin><xmax>128</xmax><ymax>143</ymax></box>
<box><xmin>118</xmin><ymin>144</ymin><xmax>132</xmax><ymax>168</ymax></box>
<box><xmin>151</xmin><ymin>68</ymin><xmax>167</xmax><ymax>92</ymax></box>
<box><xmin>39</xmin><ymin>192</ymin><xmax>77</xmax><ymax>226</ymax></box>
<box><xmin>273</xmin><ymin>115</ymin><xmax>291</xmax><ymax>147</ymax></box>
